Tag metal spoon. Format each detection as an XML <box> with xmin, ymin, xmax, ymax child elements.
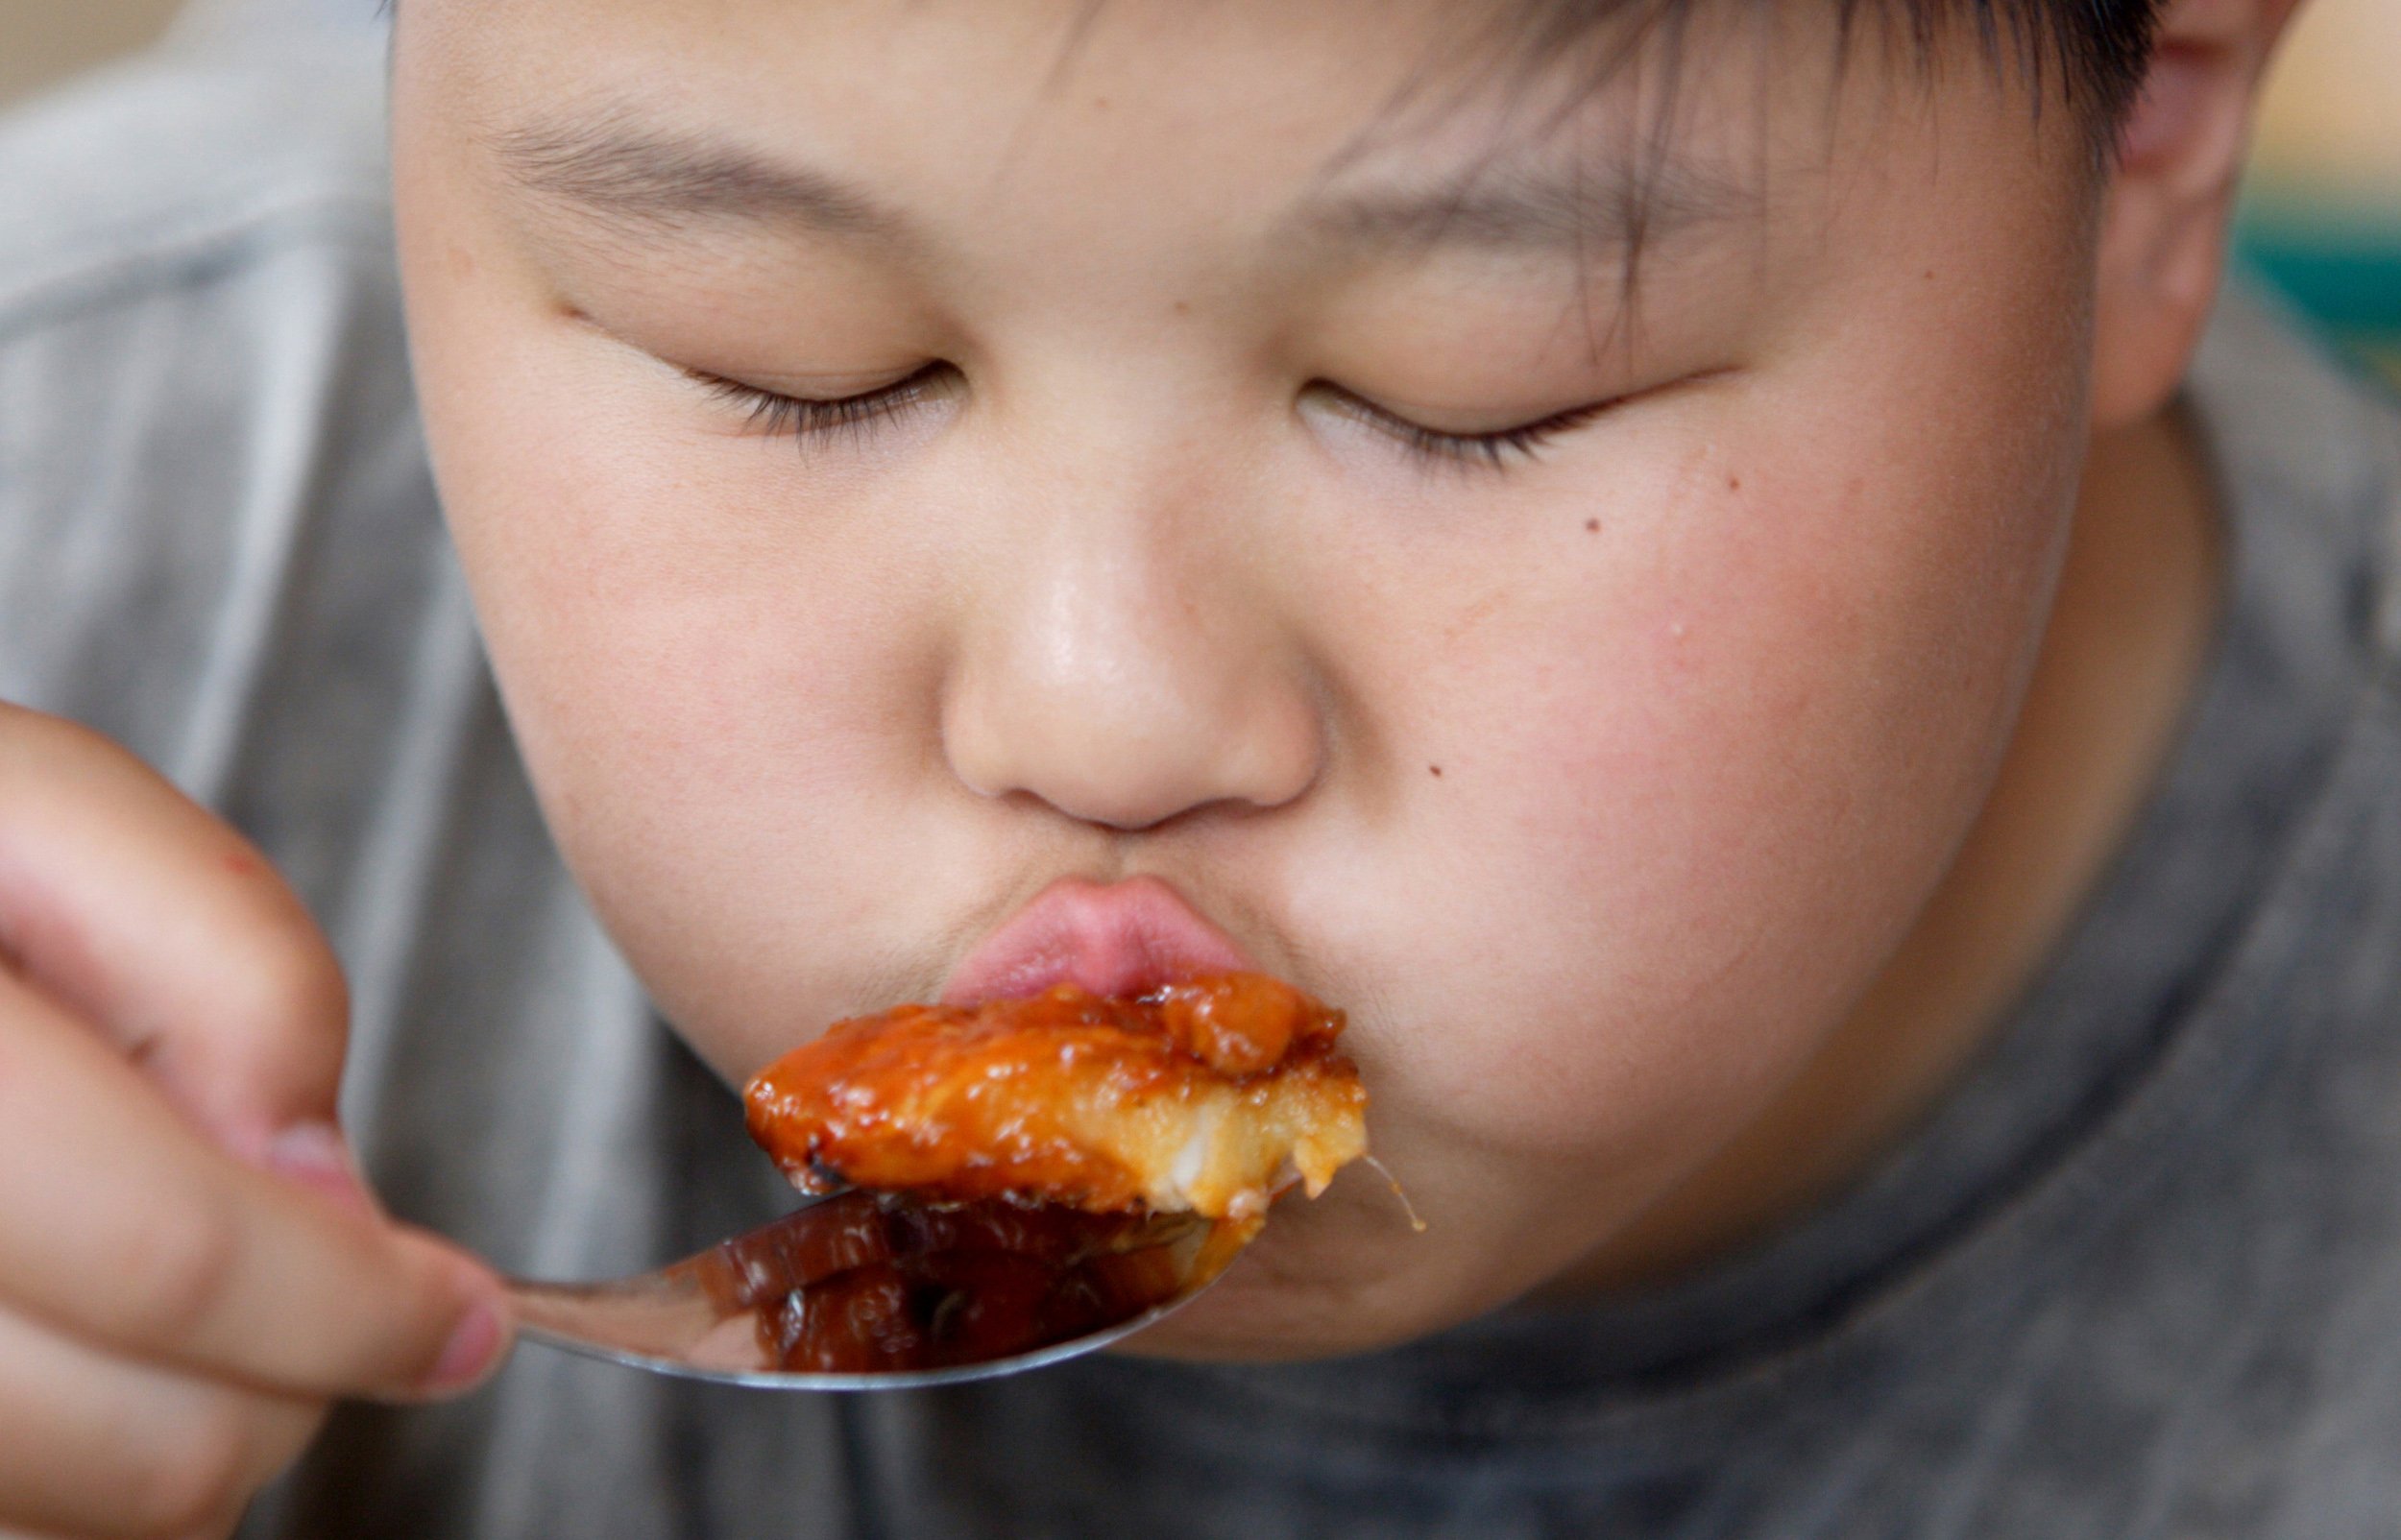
<box><xmin>504</xmin><ymin>1192</ymin><xmax>1251</xmax><ymax>1391</ymax></box>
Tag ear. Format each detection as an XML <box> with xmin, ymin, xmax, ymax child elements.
<box><xmin>2090</xmin><ymin>0</ymin><xmax>2310</xmax><ymax>432</ymax></box>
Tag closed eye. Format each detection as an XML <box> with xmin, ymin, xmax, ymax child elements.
<box><xmin>686</xmin><ymin>362</ymin><xmax>1624</xmax><ymax>466</ymax></box>
<box><xmin>686</xmin><ymin>362</ymin><xmax>959</xmax><ymax>446</ymax></box>
<box><xmin>1313</xmin><ymin>384</ymin><xmax>1618</xmax><ymax>469</ymax></box>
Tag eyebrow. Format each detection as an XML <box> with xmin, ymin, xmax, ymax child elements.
<box><xmin>490</xmin><ymin>109</ymin><xmax>1755</xmax><ymax>263</ymax></box>
<box><xmin>491</xmin><ymin>112</ymin><xmax>905</xmax><ymax>242</ymax></box>
<box><xmin>1301</xmin><ymin>156</ymin><xmax>1758</xmax><ymax>259</ymax></box>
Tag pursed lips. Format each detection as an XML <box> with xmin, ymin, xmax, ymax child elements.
<box><xmin>940</xmin><ymin>874</ymin><xmax>1255</xmax><ymax>1006</ymax></box>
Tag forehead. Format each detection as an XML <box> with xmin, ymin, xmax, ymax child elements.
<box><xmin>402</xmin><ymin>3</ymin><xmax>1872</xmax><ymax>234</ymax></box>
<box><xmin>406</xmin><ymin>1</ymin><xmax>1865</xmax><ymax>155</ymax></box>
<box><xmin>397</xmin><ymin>0</ymin><xmax>2086</xmax><ymax>307</ymax></box>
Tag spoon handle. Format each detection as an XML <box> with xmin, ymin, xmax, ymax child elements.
<box><xmin>506</xmin><ymin>1272</ymin><xmax>738</xmax><ymax>1367</ymax></box>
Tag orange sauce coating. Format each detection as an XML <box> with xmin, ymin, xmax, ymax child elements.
<box><xmin>742</xmin><ymin>974</ymin><xmax>1358</xmax><ymax>1214</ymax></box>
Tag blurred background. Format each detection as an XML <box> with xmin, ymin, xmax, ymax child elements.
<box><xmin>0</xmin><ymin>0</ymin><xmax>182</xmax><ymax>104</ymax></box>
<box><xmin>2239</xmin><ymin>0</ymin><xmax>2401</xmax><ymax>378</ymax></box>
<box><xmin>2</xmin><ymin>0</ymin><xmax>2396</xmax><ymax>375</ymax></box>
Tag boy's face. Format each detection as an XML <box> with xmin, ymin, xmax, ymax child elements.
<box><xmin>393</xmin><ymin>0</ymin><xmax>2099</xmax><ymax>1356</ymax></box>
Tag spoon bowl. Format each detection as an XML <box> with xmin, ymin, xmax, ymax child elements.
<box><xmin>505</xmin><ymin>1192</ymin><xmax>1251</xmax><ymax>1390</ymax></box>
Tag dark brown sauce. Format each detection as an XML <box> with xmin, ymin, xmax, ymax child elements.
<box><xmin>691</xmin><ymin>1191</ymin><xmax>1198</xmax><ymax>1373</ymax></box>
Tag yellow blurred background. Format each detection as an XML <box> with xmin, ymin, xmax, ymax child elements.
<box><xmin>3</xmin><ymin>0</ymin><xmax>2396</xmax><ymax>369</ymax></box>
<box><xmin>2242</xmin><ymin>0</ymin><xmax>2401</xmax><ymax>376</ymax></box>
<box><xmin>2252</xmin><ymin>0</ymin><xmax>2401</xmax><ymax>205</ymax></box>
<box><xmin>0</xmin><ymin>0</ymin><xmax>183</xmax><ymax>106</ymax></box>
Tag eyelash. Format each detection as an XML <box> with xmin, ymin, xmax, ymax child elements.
<box><xmin>689</xmin><ymin>364</ymin><xmax>956</xmax><ymax>445</ymax></box>
<box><xmin>1319</xmin><ymin>388</ymin><xmax>1615</xmax><ymax>470</ymax></box>
<box><xmin>688</xmin><ymin>365</ymin><xmax>1613</xmax><ymax>469</ymax></box>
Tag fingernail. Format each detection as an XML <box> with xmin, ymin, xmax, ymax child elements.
<box><xmin>265</xmin><ymin>1121</ymin><xmax>377</xmax><ymax>1216</ymax></box>
<box><xmin>420</xmin><ymin>1299</ymin><xmax>508</xmax><ymax>1395</ymax></box>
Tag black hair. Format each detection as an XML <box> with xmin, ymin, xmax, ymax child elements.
<box><xmin>1488</xmin><ymin>0</ymin><xmax>2162</xmax><ymax>142</ymax></box>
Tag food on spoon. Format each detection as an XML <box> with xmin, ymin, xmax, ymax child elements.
<box><xmin>743</xmin><ymin>972</ymin><xmax>1370</xmax><ymax>1223</ymax></box>
<box><xmin>728</xmin><ymin>973</ymin><xmax>1370</xmax><ymax>1373</ymax></box>
<box><xmin>693</xmin><ymin>1190</ymin><xmax>1200</xmax><ymax>1373</ymax></box>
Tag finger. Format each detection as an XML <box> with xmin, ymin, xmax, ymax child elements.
<box><xmin>0</xmin><ymin>705</ymin><xmax>347</xmax><ymax>1150</ymax></box>
<box><xmin>0</xmin><ymin>1525</ymin><xmax>236</xmax><ymax>1540</ymax></box>
<box><xmin>0</xmin><ymin>1302</ymin><xmax>322</xmax><ymax>1540</ymax></box>
<box><xmin>0</xmin><ymin>967</ymin><xmax>507</xmax><ymax>1399</ymax></box>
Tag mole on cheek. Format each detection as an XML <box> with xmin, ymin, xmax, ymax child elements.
<box><xmin>1585</xmin><ymin>519</ymin><xmax>1600</xmax><ymax>534</ymax></box>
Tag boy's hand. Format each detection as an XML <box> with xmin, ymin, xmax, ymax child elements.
<box><xmin>0</xmin><ymin>705</ymin><xmax>509</xmax><ymax>1540</ymax></box>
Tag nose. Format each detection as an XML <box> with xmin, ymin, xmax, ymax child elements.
<box><xmin>940</xmin><ymin>501</ymin><xmax>1322</xmax><ymax>832</ymax></box>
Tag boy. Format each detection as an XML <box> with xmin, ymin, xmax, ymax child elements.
<box><xmin>0</xmin><ymin>0</ymin><xmax>2389</xmax><ymax>1533</ymax></box>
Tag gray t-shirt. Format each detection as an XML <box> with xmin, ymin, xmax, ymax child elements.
<box><xmin>9</xmin><ymin>31</ymin><xmax>2401</xmax><ymax>1540</ymax></box>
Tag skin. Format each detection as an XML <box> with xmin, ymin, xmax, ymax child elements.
<box><xmin>0</xmin><ymin>709</ymin><xmax>505</xmax><ymax>1540</ymax></box>
<box><xmin>0</xmin><ymin>0</ymin><xmax>2302</xmax><ymax>1532</ymax></box>
<box><xmin>387</xmin><ymin>0</ymin><xmax>2294</xmax><ymax>1358</ymax></box>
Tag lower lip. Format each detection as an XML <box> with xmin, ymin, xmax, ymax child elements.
<box><xmin>942</xmin><ymin>877</ymin><xmax>1253</xmax><ymax>1005</ymax></box>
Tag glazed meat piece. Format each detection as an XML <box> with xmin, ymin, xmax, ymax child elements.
<box><xmin>730</xmin><ymin>975</ymin><xmax>1370</xmax><ymax>1373</ymax></box>
<box><xmin>743</xmin><ymin>973</ymin><xmax>1369</xmax><ymax>1221</ymax></box>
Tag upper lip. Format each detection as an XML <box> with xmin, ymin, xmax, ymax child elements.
<box><xmin>941</xmin><ymin>876</ymin><xmax>1254</xmax><ymax>1005</ymax></box>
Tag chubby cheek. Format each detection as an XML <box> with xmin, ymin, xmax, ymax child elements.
<box><xmin>464</xmin><ymin>473</ymin><xmax>925</xmax><ymax>1027</ymax></box>
<box><xmin>405</xmin><ymin>307</ymin><xmax>963</xmax><ymax>1057</ymax></box>
<box><xmin>1297</xmin><ymin>354</ymin><xmax>2079</xmax><ymax>1230</ymax></box>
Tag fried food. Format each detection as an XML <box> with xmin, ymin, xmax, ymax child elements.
<box><xmin>742</xmin><ymin>973</ymin><xmax>1369</xmax><ymax>1222</ymax></box>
